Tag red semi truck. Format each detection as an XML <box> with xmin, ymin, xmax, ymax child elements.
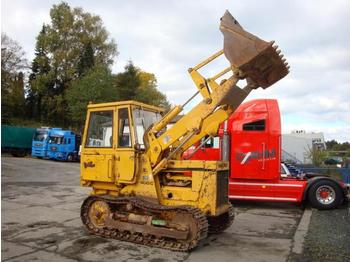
<box><xmin>184</xmin><ymin>99</ymin><xmax>348</xmax><ymax>209</ymax></box>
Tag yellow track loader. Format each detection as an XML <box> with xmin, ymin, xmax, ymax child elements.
<box><xmin>80</xmin><ymin>10</ymin><xmax>289</xmax><ymax>251</ymax></box>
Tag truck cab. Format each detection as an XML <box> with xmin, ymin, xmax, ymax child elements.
<box><xmin>32</xmin><ymin>128</ymin><xmax>62</xmax><ymax>158</ymax></box>
<box><xmin>47</xmin><ymin>130</ymin><xmax>81</xmax><ymax>161</ymax></box>
<box><xmin>186</xmin><ymin>99</ymin><xmax>347</xmax><ymax>209</ymax></box>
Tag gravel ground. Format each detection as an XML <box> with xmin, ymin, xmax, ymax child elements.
<box><xmin>290</xmin><ymin>201</ymin><xmax>350</xmax><ymax>262</ymax></box>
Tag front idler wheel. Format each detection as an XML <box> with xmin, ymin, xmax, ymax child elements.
<box><xmin>88</xmin><ymin>200</ymin><xmax>111</xmax><ymax>228</ymax></box>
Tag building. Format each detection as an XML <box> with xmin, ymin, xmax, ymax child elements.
<box><xmin>282</xmin><ymin>130</ymin><xmax>326</xmax><ymax>164</ymax></box>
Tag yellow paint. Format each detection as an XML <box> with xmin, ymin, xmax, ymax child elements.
<box><xmin>80</xmin><ymin>51</ymin><xmax>249</xmax><ymax>217</ymax></box>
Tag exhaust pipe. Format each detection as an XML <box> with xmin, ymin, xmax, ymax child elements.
<box><xmin>221</xmin><ymin>120</ymin><xmax>230</xmax><ymax>161</ymax></box>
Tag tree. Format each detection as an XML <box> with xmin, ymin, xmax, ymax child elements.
<box><xmin>115</xmin><ymin>62</ymin><xmax>140</xmax><ymax>100</ymax></box>
<box><xmin>115</xmin><ymin>61</ymin><xmax>170</xmax><ymax>110</ymax></box>
<box><xmin>306</xmin><ymin>145</ymin><xmax>327</xmax><ymax>167</ymax></box>
<box><xmin>325</xmin><ymin>139</ymin><xmax>338</xmax><ymax>150</ymax></box>
<box><xmin>1</xmin><ymin>33</ymin><xmax>28</xmax><ymax>122</ymax></box>
<box><xmin>325</xmin><ymin>140</ymin><xmax>350</xmax><ymax>151</ymax></box>
<box><xmin>66</xmin><ymin>65</ymin><xmax>118</xmax><ymax>128</ymax></box>
<box><xmin>27</xmin><ymin>1</ymin><xmax>117</xmax><ymax>126</ymax></box>
<box><xmin>136</xmin><ymin>71</ymin><xmax>170</xmax><ymax>110</ymax></box>
<box><xmin>45</xmin><ymin>2</ymin><xmax>117</xmax><ymax>83</ymax></box>
<box><xmin>27</xmin><ymin>25</ymin><xmax>55</xmax><ymax>121</ymax></box>
<box><xmin>10</xmin><ymin>72</ymin><xmax>26</xmax><ymax>116</ymax></box>
<box><xmin>77</xmin><ymin>41</ymin><xmax>95</xmax><ymax>76</ymax></box>
<box><xmin>1</xmin><ymin>34</ymin><xmax>27</xmax><ymax>78</ymax></box>
<box><xmin>66</xmin><ymin>62</ymin><xmax>170</xmax><ymax>129</ymax></box>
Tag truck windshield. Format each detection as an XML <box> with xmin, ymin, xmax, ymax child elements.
<box><xmin>49</xmin><ymin>136</ymin><xmax>64</xmax><ymax>145</ymax></box>
<box><xmin>33</xmin><ymin>131</ymin><xmax>48</xmax><ymax>142</ymax></box>
<box><xmin>133</xmin><ymin>108</ymin><xmax>162</xmax><ymax>148</ymax></box>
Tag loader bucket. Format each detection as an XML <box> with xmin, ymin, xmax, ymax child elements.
<box><xmin>220</xmin><ymin>11</ymin><xmax>289</xmax><ymax>88</ymax></box>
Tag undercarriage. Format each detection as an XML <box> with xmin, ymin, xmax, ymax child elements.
<box><xmin>81</xmin><ymin>196</ymin><xmax>234</xmax><ymax>251</ymax></box>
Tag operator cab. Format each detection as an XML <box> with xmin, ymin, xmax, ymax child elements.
<box><xmin>84</xmin><ymin>102</ymin><xmax>162</xmax><ymax>149</ymax></box>
<box><xmin>81</xmin><ymin>101</ymin><xmax>163</xmax><ymax>184</ymax></box>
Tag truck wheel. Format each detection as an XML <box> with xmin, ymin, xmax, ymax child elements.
<box><xmin>307</xmin><ymin>180</ymin><xmax>343</xmax><ymax>210</ymax></box>
<box><xmin>67</xmin><ymin>154</ymin><xmax>73</xmax><ymax>162</ymax></box>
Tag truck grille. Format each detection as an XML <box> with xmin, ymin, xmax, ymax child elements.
<box><xmin>216</xmin><ymin>170</ymin><xmax>229</xmax><ymax>207</ymax></box>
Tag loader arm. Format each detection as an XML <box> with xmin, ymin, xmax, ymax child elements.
<box><xmin>145</xmin><ymin>11</ymin><xmax>289</xmax><ymax>175</ymax></box>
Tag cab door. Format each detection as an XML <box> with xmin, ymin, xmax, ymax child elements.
<box><xmin>231</xmin><ymin>118</ymin><xmax>270</xmax><ymax>179</ymax></box>
<box><xmin>115</xmin><ymin>107</ymin><xmax>136</xmax><ymax>183</ymax></box>
<box><xmin>81</xmin><ymin>108</ymin><xmax>115</xmax><ymax>183</ymax></box>
<box><xmin>230</xmin><ymin>100</ymin><xmax>271</xmax><ymax>180</ymax></box>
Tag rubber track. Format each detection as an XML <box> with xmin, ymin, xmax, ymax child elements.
<box><xmin>81</xmin><ymin>196</ymin><xmax>208</xmax><ymax>252</ymax></box>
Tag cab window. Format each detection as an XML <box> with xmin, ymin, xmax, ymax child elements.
<box><xmin>213</xmin><ymin>137</ymin><xmax>220</xmax><ymax>148</ymax></box>
<box><xmin>133</xmin><ymin>108</ymin><xmax>162</xmax><ymax>148</ymax></box>
<box><xmin>85</xmin><ymin>111</ymin><xmax>113</xmax><ymax>147</ymax></box>
<box><xmin>280</xmin><ymin>165</ymin><xmax>286</xmax><ymax>175</ymax></box>
<box><xmin>243</xmin><ymin>120</ymin><xmax>265</xmax><ymax>131</ymax></box>
<box><xmin>201</xmin><ymin>136</ymin><xmax>220</xmax><ymax>149</ymax></box>
<box><xmin>49</xmin><ymin>136</ymin><xmax>64</xmax><ymax>144</ymax></box>
<box><xmin>118</xmin><ymin>108</ymin><xmax>131</xmax><ymax>148</ymax></box>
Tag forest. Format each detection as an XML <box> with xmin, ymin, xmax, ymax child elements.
<box><xmin>1</xmin><ymin>2</ymin><xmax>170</xmax><ymax>132</ymax></box>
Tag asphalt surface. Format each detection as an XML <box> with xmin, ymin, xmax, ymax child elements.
<box><xmin>2</xmin><ymin>156</ymin><xmax>348</xmax><ymax>261</ymax></box>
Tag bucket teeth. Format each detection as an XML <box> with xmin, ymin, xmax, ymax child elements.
<box><xmin>220</xmin><ymin>10</ymin><xmax>289</xmax><ymax>88</ymax></box>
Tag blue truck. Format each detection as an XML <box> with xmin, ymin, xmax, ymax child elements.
<box><xmin>32</xmin><ymin>128</ymin><xmax>62</xmax><ymax>158</ymax></box>
<box><xmin>47</xmin><ymin>129</ymin><xmax>81</xmax><ymax>161</ymax></box>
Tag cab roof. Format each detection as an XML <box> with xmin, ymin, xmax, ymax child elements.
<box><xmin>87</xmin><ymin>100</ymin><xmax>164</xmax><ymax>112</ymax></box>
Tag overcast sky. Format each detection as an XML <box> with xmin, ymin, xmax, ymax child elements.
<box><xmin>2</xmin><ymin>0</ymin><xmax>350</xmax><ymax>142</ymax></box>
